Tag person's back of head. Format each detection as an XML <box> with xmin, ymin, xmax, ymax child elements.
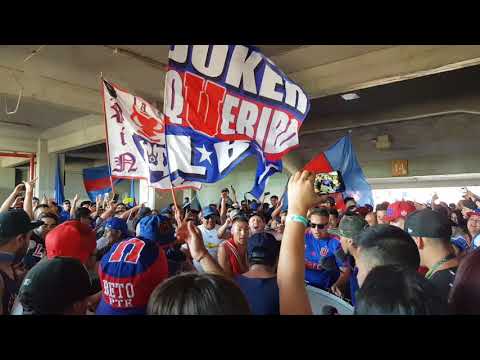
<box><xmin>74</xmin><ymin>207</ymin><xmax>91</xmax><ymax>221</ymax></box>
<box><xmin>247</xmin><ymin>232</ymin><xmax>280</xmax><ymax>269</ymax></box>
<box><xmin>355</xmin><ymin>224</ymin><xmax>420</xmax><ymax>286</ymax></box>
<box><xmin>355</xmin><ymin>265</ymin><xmax>448</xmax><ymax>315</ymax></box>
<box><xmin>147</xmin><ymin>273</ymin><xmax>250</xmax><ymax>315</ymax></box>
<box><xmin>449</xmin><ymin>248</ymin><xmax>480</xmax><ymax>314</ymax></box>
<box><xmin>19</xmin><ymin>257</ymin><xmax>95</xmax><ymax>315</ymax></box>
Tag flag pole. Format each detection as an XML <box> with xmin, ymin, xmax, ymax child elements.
<box><xmin>99</xmin><ymin>72</ymin><xmax>116</xmax><ymax>194</ymax></box>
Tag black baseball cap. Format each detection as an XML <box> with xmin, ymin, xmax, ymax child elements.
<box><xmin>0</xmin><ymin>209</ymin><xmax>43</xmax><ymax>244</ymax></box>
<box><xmin>18</xmin><ymin>257</ymin><xmax>96</xmax><ymax>314</ymax></box>
<box><xmin>247</xmin><ymin>232</ymin><xmax>280</xmax><ymax>264</ymax></box>
<box><xmin>405</xmin><ymin>209</ymin><xmax>452</xmax><ymax>239</ymax></box>
<box><xmin>328</xmin><ymin>213</ymin><xmax>368</xmax><ymax>239</ymax></box>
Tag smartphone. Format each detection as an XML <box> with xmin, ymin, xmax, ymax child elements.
<box><xmin>113</xmin><ymin>193</ymin><xmax>120</xmax><ymax>203</ymax></box>
<box><xmin>314</xmin><ymin>171</ymin><xmax>346</xmax><ymax>195</ymax></box>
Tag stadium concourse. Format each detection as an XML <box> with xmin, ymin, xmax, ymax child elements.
<box><xmin>1</xmin><ymin>45</ymin><xmax>480</xmax><ymax>315</ymax></box>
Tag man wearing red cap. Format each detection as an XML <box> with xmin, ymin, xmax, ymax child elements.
<box><xmin>384</xmin><ymin>201</ymin><xmax>417</xmax><ymax>230</ymax></box>
<box><xmin>45</xmin><ymin>220</ymin><xmax>97</xmax><ymax>267</ymax></box>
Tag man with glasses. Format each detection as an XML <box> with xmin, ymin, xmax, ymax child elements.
<box><xmin>304</xmin><ymin>208</ymin><xmax>347</xmax><ymax>291</ymax></box>
<box><xmin>23</xmin><ymin>213</ymin><xmax>58</xmax><ymax>270</ymax></box>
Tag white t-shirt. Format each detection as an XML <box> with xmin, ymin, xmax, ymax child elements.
<box><xmin>193</xmin><ymin>224</ymin><xmax>222</xmax><ymax>272</ymax></box>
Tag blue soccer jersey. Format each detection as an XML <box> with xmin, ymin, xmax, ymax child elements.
<box><xmin>304</xmin><ymin>231</ymin><xmax>343</xmax><ymax>290</ymax></box>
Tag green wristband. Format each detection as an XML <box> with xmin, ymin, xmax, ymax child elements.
<box><xmin>286</xmin><ymin>214</ymin><xmax>308</xmax><ymax>227</ymax></box>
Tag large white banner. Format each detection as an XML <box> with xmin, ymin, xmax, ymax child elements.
<box><xmin>102</xmin><ymin>79</ymin><xmax>201</xmax><ymax>191</ymax></box>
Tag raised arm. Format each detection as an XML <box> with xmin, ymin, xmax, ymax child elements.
<box><xmin>217</xmin><ymin>243</ymin><xmax>233</xmax><ymax>278</ymax></box>
<box><xmin>184</xmin><ymin>221</ymin><xmax>225</xmax><ymax>276</ymax></box>
<box><xmin>70</xmin><ymin>194</ymin><xmax>79</xmax><ymax>219</ymax></box>
<box><xmin>119</xmin><ymin>204</ymin><xmax>142</xmax><ymax>220</ymax></box>
<box><xmin>23</xmin><ymin>178</ymin><xmax>37</xmax><ymax>219</ymax></box>
<box><xmin>277</xmin><ymin>171</ymin><xmax>322</xmax><ymax>315</ymax></box>
<box><xmin>100</xmin><ymin>200</ymin><xmax>116</xmax><ymax>220</ymax></box>
<box><xmin>230</xmin><ymin>185</ymin><xmax>238</xmax><ymax>203</ymax></box>
<box><xmin>0</xmin><ymin>184</ymin><xmax>25</xmax><ymax>213</ymax></box>
<box><xmin>271</xmin><ymin>199</ymin><xmax>283</xmax><ymax>220</ymax></box>
<box><xmin>219</xmin><ymin>195</ymin><xmax>228</xmax><ymax>224</ymax></box>
<box><xmin>217</xmin><ymin>217</ymin><xmax>232</xmax><ymax>240</ymax></box>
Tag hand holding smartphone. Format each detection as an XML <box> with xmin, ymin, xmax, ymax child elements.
<box><xmin>314</xmin><ymin>171</ymin><xmax>346</xmax><ymax>195</ymax></box>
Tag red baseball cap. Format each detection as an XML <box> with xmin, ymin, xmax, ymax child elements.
<box><xmin>384</xmin><ymin>201</ymin><xmax>417</xmax><ymax>222</ymax></box>
<box><xmin>45</xmin><ymin>220</ymin><xmax>96</xmax><ymax>264</ymax></box>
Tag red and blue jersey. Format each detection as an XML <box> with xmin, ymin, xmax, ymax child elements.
<box><xmin>304</xmin><ymin>231</ymin><xmax>343</xmax><ymax>290</ymax></box>
<box><xmin>97</xmin><ymin>238</ymin><xmax>168</xmax><ymax>315</ymax></box>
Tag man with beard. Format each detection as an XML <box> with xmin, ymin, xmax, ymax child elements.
<box><xmin>0</xmin><ymin>210</ymin><xmax>43</xmax><ymax>314</ymax></box>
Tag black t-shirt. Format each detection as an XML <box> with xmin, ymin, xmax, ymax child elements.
<box><xmin>429</xmin><ymin>266</ymin><xmax>457</xmax><ymax>301</ymax></box>
<box><xmin>23</xmin><ymin>232</ymin><xmax>45</xmax><ymax>270</ymax></box>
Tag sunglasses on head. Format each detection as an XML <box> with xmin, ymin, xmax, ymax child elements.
<box><xmin>204</xmin><ymin>215</ymin><xmax>215</xmax><ymax>220</ymax></box>
<box><xmin>309</xmin><ymin>222</ymin><xmax>327</xmax><ymax>230</ymax></box>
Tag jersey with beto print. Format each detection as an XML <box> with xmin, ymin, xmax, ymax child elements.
<box><xmin>304</xmin><ymin>231</ymin><xmax>343</xmax><ymax>290</ymax></box>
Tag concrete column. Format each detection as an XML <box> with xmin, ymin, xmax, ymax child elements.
<box><xmin>138</xmin><ymin>179</ymin><xmax>156</xmax><ymax>210</ymax></box>
<box><xmin>35</xmin><ymin>139</ymin><xmax>57</xmax><ymax>199</ymax></box>
<box><xmin>138</xmin><ymin>180</ymin><xmax>187</xmax><ymax>211</ymax></box>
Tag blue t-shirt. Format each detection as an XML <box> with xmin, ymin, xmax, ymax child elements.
<box><xmin>235</xmin><ymin>275</ymin><xmax>279</xmax><ymax>315</ymax></box>
<box><xmin>451</xmin><ymin>235</ymin><xmax>470</xmax><ymax>253</ymax></box>
<box><xmin>304</xmin><ymin>232</ymin><xmax>343</xmax><ymax>290</ymax></box>
<box><xmin>58</xmin><ymin>210</ymin><xmax>70</xmax><ymax>224</ymax></box>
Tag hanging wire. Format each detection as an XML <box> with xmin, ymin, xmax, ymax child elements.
<box><xmin>4</xmin><ymin>45</ymin><xmax>47</xmax><ymax>115</ymax></box>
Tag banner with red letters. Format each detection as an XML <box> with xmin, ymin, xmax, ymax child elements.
<box><xmin>163</xmin><ymin>45</ymin><xmax>311</xmax><ymax>198</ymax></box>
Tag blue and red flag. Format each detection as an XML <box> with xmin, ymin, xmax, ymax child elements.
<box><xmin>304</xmin><ymin>135</ymin><xmax>373</xmax><ymax>208</ymax></box>
<box><xmin>82</xmin><ymin>165</ymin><xmax>121</xmax><ymax>201</ymax></box>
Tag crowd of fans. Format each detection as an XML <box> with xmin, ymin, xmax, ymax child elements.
<box><xmin>1</xmin><ymin>173</ymin><xmax>480</xmax><ymax>315</ymax></box>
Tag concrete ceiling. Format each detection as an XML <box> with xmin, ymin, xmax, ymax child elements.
<box><xmin>3</xmin><ymin>44</ymin><xmax>480</xmax><ymax>172</ymax></box>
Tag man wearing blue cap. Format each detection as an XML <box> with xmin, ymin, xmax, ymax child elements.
<box><xmin>96</xmin><ymin>217</ymin><xmax>129</xmax><ymax>251</ymax></box>
<box><xmin>192</xmin><ymin>206</ymin><xmax>222</xmax><ymax>272</ymax></box>
<box><xmin>138</xmin><ymin>215</ymin><xmax>189</xmax><ymax>276</ymax></box>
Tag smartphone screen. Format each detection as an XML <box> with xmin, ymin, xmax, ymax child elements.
<box><xmin>314</xmin><ymin>171</ymin><xmax>346</xmax><ymax>195</ymax></box>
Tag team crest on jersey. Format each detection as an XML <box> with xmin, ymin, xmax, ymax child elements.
<box><xmin>320</xmin><ymin>247</ymin><xmax>329</xmax><ymax>257</ymax></box>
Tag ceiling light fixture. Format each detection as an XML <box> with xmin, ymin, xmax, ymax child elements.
<box><xmin>341</xmin><ymin>93</ymin><xmax>360</xmax><ymax>101</ymax></box>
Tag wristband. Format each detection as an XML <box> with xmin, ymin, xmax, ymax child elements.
<box><xmin>286</xmin><ymin>214</ymin><xmax>308</xmax><ymax>227</ymax></box>
<box><xmin>195</xmin><ymin>252</ymin><xmax>208</xmax><ymax>262</ymax></box>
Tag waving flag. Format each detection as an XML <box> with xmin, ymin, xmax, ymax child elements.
<box><xmin>304</xmin><ymin>135</ymin><xmax>373</xmax><ymax>207</ymax></box>
<box><xmin>83</xmin><ymin>165</ymin><xmax>121</xmax><ymax>202</ymax></box>
<box><xmin>163</xmin><ymin>45</ymin><xmax>310</xmax><ymax>198</ymax></box>
<box><xmin>102</xmin><ymin>79</ymin><xmax>201</xmax><ymax>191</ymax></box>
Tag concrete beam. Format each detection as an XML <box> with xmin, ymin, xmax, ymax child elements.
<box><xmin>0</xmin><ymin>157</ymin><xmax>29</xmax><ymax>168</ymax></box>
<box><xmin>301</xmin><ymin>92</ymin><xmax>480</xmax><ymax>135</ymax></box>
<box><xmin>47</xmin><ymin>123</ymin><xmax>105</xmax><ymax>153</ymax></box>
<box><xmin>289</xmin><ymin>45</ymin><xmax>480</xmax><ymax>98</ymax></box>
<box><xmin>0</xmin><ymin>135</ymin><xmax>37</xmax><ymax>152</ymax></box>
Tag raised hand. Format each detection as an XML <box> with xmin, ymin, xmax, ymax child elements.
<box><xmin>287</xmin><ymin>170</ymin><xmax>323</xmax><ymax>216</ymax></box>
<box><xmin>23</xmin><ymin>178</ymin><xmax>37</xmax><ymax>193</ymax></box>
<box><xmin>14</xmin><ymin>183</ymin><xmax>25</xmax><ymax>195</ymax></box>
<box><xmin>184</xmin><ymin>221</ymin><xmax>208</xmax><ymax>262</ymax></box>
